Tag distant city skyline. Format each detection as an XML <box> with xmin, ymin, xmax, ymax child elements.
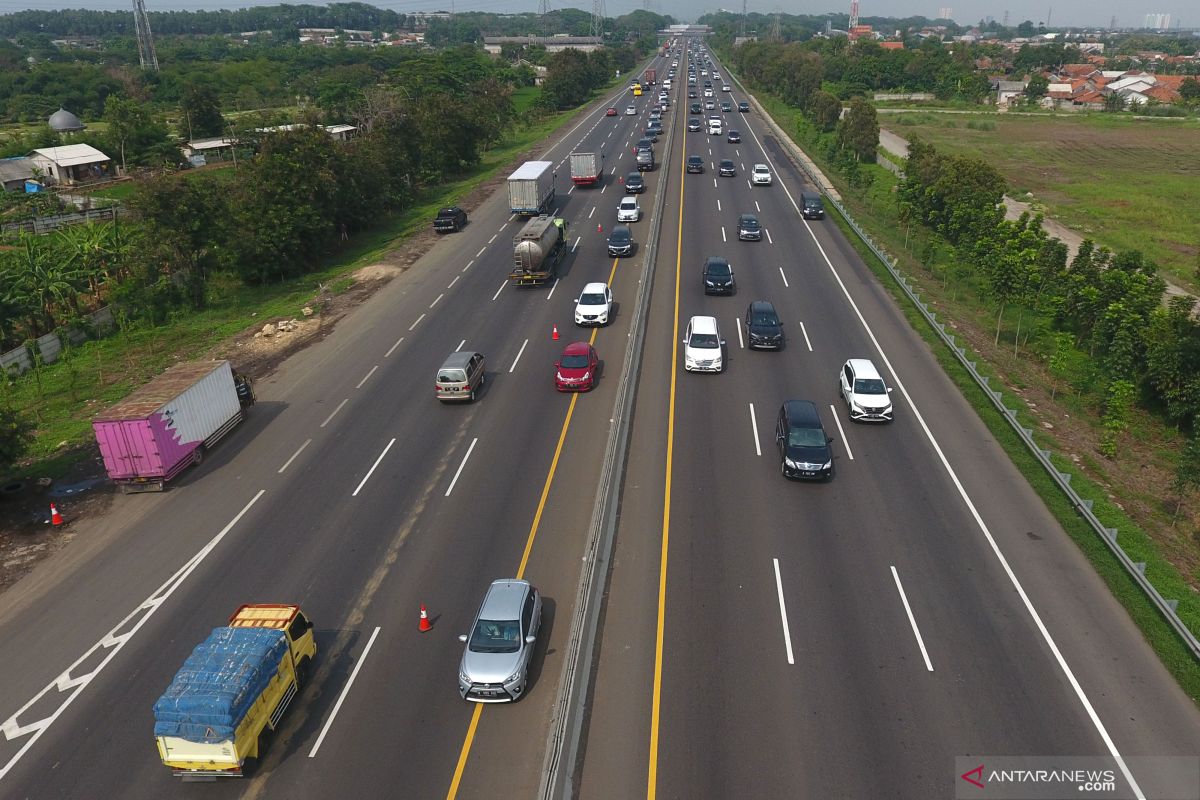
<box><xmin>0</xmin><ymin>0</ymin><xmax>1193</xmax><ymax>31</ymax></box>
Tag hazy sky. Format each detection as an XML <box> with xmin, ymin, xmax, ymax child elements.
<box><xmin>0</xmin><ymin>0</ymin><xmax>1192</xmax><ymax>32</ymax></box>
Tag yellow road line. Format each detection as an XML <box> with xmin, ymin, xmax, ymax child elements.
<box><xmin>446</xmin><ymin>255</ymin><xmax>621</xmax><ymax>799</ymax></box>
<box><xmin>647</xmin><ymin>86</ymin><xmax>688</xmax><ymax>800</ymax></box>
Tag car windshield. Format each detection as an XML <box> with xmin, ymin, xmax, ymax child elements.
<box><xmin>706</xmin><ymin>262</ymin><xmax>731</xmax><ymax>277</ymax></box>
<box><xmin>580</xmin><ymin>292</ymin><xmax>607</xmax><ymax>305</ymax></box>
<box><xmin>721</xmin><ymin>161</ymin><xmax>733</xmax><ymax>167</ymax></box>
<box><xmin>469</xmin><ymin>618</ymin><xmax>521</xmax><ymax>653</ymax></box>
<box><xmin>854</xmin><ymin>378</ymin><xmax>887</xmax><ymax>394</ymax></box>
<box><xmin>788</xmin><ymin>427</ymin><xmax>826</xmax><ymax>448</ymax></box>
<box><xmin>690</xmin><ymin>333</ymin><xmax>719</xmax><ymax>349</ymax></box>
<box><xmin>741</xmin><ymin>217</ymin><xmax>758</xmax><ymax>228</ymax></box>
<box><xmin>561</xmin><ymin>354</ymin><xmax>590</xmax><ymax>369</ymax></box>
<box><xmin>438</xmin><ymin>370</ymin><xmax>466</xmax><ymax>383</ymax></box>
<box><xmin>752</xmin><ymin>313</ymin><xmax>777</xmax><ymax>326</ymax></box>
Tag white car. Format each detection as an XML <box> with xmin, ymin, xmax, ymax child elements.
<box><xmin>751</xmin><ymin>164</ymin><xmax>772</xmax><ymax>186</ymax></box>
<box><xmin>617</xmin><ymin>196</ymin><xmax>641</xmax><ymax>222</ymax></box>
<box><xmin>839</xmin><ymin>358</ymin><xmax>894</xmax><ymax>421</ymax></box>
<box><xmin>722</xmin><ymin>84</ymin><xmax>732</xmax><ymax>92</ymax></box>
<box><xmin>704</xmin><ymin>88</ymin><xmax>714</xmax><ymax>98</ymax></box>
<box><xmin>683</xmin><ymin>315</ymin><xmax>724</xmax><ymax>373</ymax></box>
<box><xmin>575</xmin><ymin>282</ymin><xmax>613</xmax><ymax>326</ymax></box>
<box><xmin>625</xmin><ymin>105</ymin><xmax>637</xmax><ymax>115</ymax></box>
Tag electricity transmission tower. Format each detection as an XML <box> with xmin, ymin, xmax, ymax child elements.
<box><xmin>591</xmin><ymin>0</ymin><xmax>605</xmax><ymax>38</ymax></box>
<box><xmin>133</xmin><ymin>0</ymin><xmax>158</xmax><ymax>71</ymax></box>
<box><xmin>738</xmin><ymin>0</ymin><xmax>747</xmax><ymax>38</ymax></box>
<box><xmin>770</xmin><ymin>8</ymin><xmax>781</xmax><ymax>39</ymax></box>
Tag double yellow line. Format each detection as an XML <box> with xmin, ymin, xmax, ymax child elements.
<box><xmin>445</xmin><ymin>255</ymin><xmax>623</xmax><ymax>799</ymax></box>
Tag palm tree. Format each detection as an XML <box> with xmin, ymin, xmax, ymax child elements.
<box><xmin>55</xmin><ymin>222</ymin><xmax>118</xmax><ymax>304</ymax></box>
<box><xmin>3</xmin><ymin>234</ymin><xmax>81</xmax><ymax>335</ymax></box>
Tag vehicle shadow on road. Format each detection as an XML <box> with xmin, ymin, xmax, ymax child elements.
<box><xmin>170</xmin><ymin>400</ymin><xmax>288</xmax><ymax>490</ymax></box>
<box><xmin>525</xmin><ymin>596</ymin><xmax>556</xmax><ymax>696</ymax></box>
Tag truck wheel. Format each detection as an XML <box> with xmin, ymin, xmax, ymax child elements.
<box><xmin>295</xmin><ymin>657</ymin><xmax>310</xmax><ymax>689</ymax></box>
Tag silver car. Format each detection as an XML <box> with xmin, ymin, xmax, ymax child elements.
<box><xmin>458</xmin><ymin>579</ymin><xmax>542</xmax><ymax>702</ymax></box>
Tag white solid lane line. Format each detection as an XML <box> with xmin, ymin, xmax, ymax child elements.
<box><xmin>308</xmin><ymin>625</ymin><xmax>382</xmax><ymax>757</ymax></box>
<box><xmin>510</xmin><ymin>338</ymin><xmax>529</xmax><ymax>373</ymax></box>
<box><xmin>546</xmin><ymin>279</ymin><xmax>560</xmax><ymax>300</ymax></box>
<box><xmin>385</xmin><ymin>336</ymin><xmax>404</xmax><ymax>358</ymax></box>
<box><xmin>463</xmin><ymin>259</ymin><xmax>474</xmax><ymax>273</ymax></box>
<box><xmin>447</xmin><ymin>275</ymin><xmax>460</xmax><ymax>289</ymax></box>
<box><xmin>476</xmin><ymin>247</ymin><xmax>486</xmax><ymax>258</ymax></box>
<box><xmin>320</xmin><ymin>398</ymin><xmax>349</xmax><ymax>428</ymax></box>
<box><xmin>445</xmin><ymin>437</ymin><xmax>479</xmax><ymax>497</ymax></box>
<box><xmin>748</xmin><ymin>403</ymin><xmax>761</xmax><ymax>456</ymax></box>
<box><xmin>278</xmin><ymin>438</ymin><xmax>311</xmax><ymax>474</ymax></box>
<box><xmin>352</xmin><ymin>438</ymin><xmax>396</xmax><ymax>497</ymax></box>
<box><xmin>891</xmin><ymin>567</ymin><xmax>933</xmax><ymax>671</ymax></box>
<box><xmin>456</xmin><ymin>339</ymin><xmax>466</xmax><ymax>352</ymax></box>
<box><xmin>779</xmin><ymin>266</ymin><xmax>789</xmax><ymax>288</ymax></box>
<box><xmin>829</xmin><ymin>405</ymin><xmax>854</xmax><ymax>460</ymax></box>
<box><xmin>408</xmin><ymin>313</ymin><xmax>426</xmax><ymax>331</ymax></box>
<box><xmin>356</xmin><ymin>365</ymin><xmax>378</xmax><ymax>389</ymax></box>
<box><xmin>491</xmin><ymin>281</ymin><xmax>506</xmax><ymax>302</ymax></box>
<box><xmin>799</xmin><ymin>321</ymin><xmax>813</xmax><ymax>351</ymax></box>
<box><xmin>773</xmin><ymin>559</ymin><xmax>796</xmax><ymax>665</ymax></box>
<box><xmin>430</xmin><ymin>293</ymin><xmax>444</xmax><ymax>309</ymax></box>
<box><xmin>736</xmin><ymin>318</ymin><xmax>744</xmax><ymax>349</ymax></box>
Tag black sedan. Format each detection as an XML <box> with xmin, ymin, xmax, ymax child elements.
<box><xmin>738</xmin><ymin>101</ymin><xmax>751</xmax><ymax>112</ymax></box>
<box><xmin>745</xmin><ymin>300</ymin><xmax>783</xmax><ymax>350</ymax></box>
<box><xmin>737</xmin><ymin>213</ymin><xmax>762</xmax><ymax>241</ymax></box>
<box><xmin>727</xmin><ymin>129</ymin><xmax>741</xmax><ymax>143</ymax></box>
<box><xmin>686</xmin><ymin>155</ymin><xmax>705</xmax><ymax>173</ymax></box>
<box><xmin>718</xmin><ymin>159</ymin><xmax>736</xmax><ymax>177</ymax></box>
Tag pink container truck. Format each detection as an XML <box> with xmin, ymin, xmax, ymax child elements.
<box><xmin>92</xmin><ymin>360</ymin><xmax>253</xmax><ymax>492</ymax></box>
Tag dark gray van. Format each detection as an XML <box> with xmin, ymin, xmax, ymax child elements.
<box><xmin>776</xmin><ymin>399</ymin><xmax>834</xmax><ymax>479</ymax></box>
<box><xmin>436</xmin><ymin>350</ymin><xmax>486</xmax><ymax>402</ymax></box>
<box><xmin>800</xmin><ymin>192</ymin><xmax>825</xmax><ymax>220</ymax></box>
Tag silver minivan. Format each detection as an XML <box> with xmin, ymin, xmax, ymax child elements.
<box><xmin>435</xmin><ymin>350</ymin><xmax>486</xmax><ymax>402</ymax></box>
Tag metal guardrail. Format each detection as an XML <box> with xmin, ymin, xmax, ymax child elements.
<box><xmin>726</xmin><ymin>63</ymin><xmax>1200</xmax><ymax>661</ymax></box>
<box><xmin>537</xmin><ymin>57</ymin><xmax>677</xmax><ymax>800</ymax></box>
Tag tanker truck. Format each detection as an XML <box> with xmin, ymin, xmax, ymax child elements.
<box><xmin>509</xmin><ymin>215</ymin><xmax>568</xmax><ymax>286</ymax></box>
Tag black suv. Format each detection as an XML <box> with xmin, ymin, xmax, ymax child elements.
<box><xmin>745</xmin><ymin>300</ymin><xmax>783</xmax><ymax>350</ymax></box>
<box><xmin>738</xmin><ymin>101</ymin><xmax>751</xmax><ymax>112</ymax></box>
<box><xmin>690</xmin><ymin>102</ymin><xmax>702</xmax><ymax>114</ymax></box>
<box><xmin>801</xmin><ymin>192</ymin><xmax>825</xmax><ymax>220</ymax></box>
<box><xmin>737</xmin><ymin>213</ymin><xmax>762</xmax><ymax>241</ymax></box>
<box><xmin>687</xmin><ymin>117</ymin><xmax>702</xmax><ymax>132</ymax></box>
<box><xmin>727</xmin><ymin>129</ymin><xmax>741</xmax><ymax>143</ymax></box>
<box><xmin>607</xmin><ymin>225</ymin><xmax>633</xmax><ymax>257</ymax></box>
<box><xmin>686</xmin><ymin>155</ymin><xmax>704</xmax><ymax>173</ymax></box>
<box><xmin>624</xmin><ymin>172</ymin><xmax>645</xmax><ymax>193</ymax></box>
<box><xmin>776</xmin><ymin>400</ymin><xmax>833</xmax><ymax>480</ymax></box>
<box><xmin>701</xmin><ymin>257</ymin><xmax>735</xmax><ymax>295</ymax></box>
<box><xmin>718</xmin><ymin>159</ymin><xmax>736</xmax><ymax>177</ymax></box>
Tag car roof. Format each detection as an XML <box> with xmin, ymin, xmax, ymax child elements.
<box><xmin>754</xmin><ymin>163</ymin><xmax>769</xmax><ymax>170</ymax></box>
<box><xmin>480</xmin><ymin>579</ymin><xmax>531</xmax><ymax>619</ymax></box>
<box><xmin>748</xmin><ymin>300</ymin><xmax>777</xmax><ymax>315</ymax></box>
<box><xmin>720</xmin><ymin>158</ymin><xmax>734</xmax><ymax>164</ymax></box>
<box><xmin>582</xmin><ymin>281</ymin><xmax>608</xmax><ymax>293</ymax></box>
<box><xmin>688</xmin><ymin>315</ymin><xmax>719</xmax><ymax>334</ymax></box>
<box><xmin>440</xmin><ymin>350</ymin><xmax>480</xmax><ymax>370</ymax></box>
<box><xmin>739</xmin><ymin>213</ymin><xmax>757</xmax><ymax>221</ymax></box>
<box><xmin>847</xmin><ymin>358</ymin><xmax>882</xmax><ymax>379</ymax></box>
<box><xmin>704</xmin><ymin>256</ymin><xmax>730</xmax><ymax>268</ymax></box>
<box><xmin>562</xmin><ymin>340</ymin><xmax>592</xmax><ymax>356</ymax></box>
<box><xmin>782</xmin><ymin>399</ymin><xmax>822</xmax><ymax>426</ymax></box>
<box><xmin>619</xmin><ymin>196</ymin><xmax>637</xmax><ymax>205</ymax></box>
<box><xmin>610</xmin><ymin>224</ymin><xmax>631</xmax><ymax>237</ymax></box>
<box><xmin>626</xmin><ymin>171</ymin><xmax>642</xmax><ymax>180</ymax></box>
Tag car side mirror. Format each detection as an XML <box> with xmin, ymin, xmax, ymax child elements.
<box><xmin>554</xmin><ymin>361</ymin><xmax>561</xmax><ymax>368</ymax></box>
<box><xmin>827</xmin><ymin>437</ymin><xmax>834</xmax><ymax>444</ymax></box>
<box><xmin>887</xmin><ymin>387</ymin><xmax>894</xmax><ymax>393</ymax></box>
<box><xmin>458</xmin><ymin>634</ymin><xmax>468</xmax><ymax>643</ymax></box>
<box><xmin>720</xmin><ymin>339</ymin><xmax>726</xmax><ymax>345</ymax></box>
<box><xmin>526</xmin><ymin>635</ymin><xmax>537</xmax><ymax>644</ymax></box>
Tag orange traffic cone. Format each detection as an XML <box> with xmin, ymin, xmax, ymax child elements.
<box><xmin>552</xmin><ymin>324</ymin><xmax>560</xmax><ymax>341</ymax></box>
<box><xmin>419</xmin><ymin>604</ymin><xmax>432</xmax><ymax>632</ymax></box>
<box><xmin>49</xmin><ymin>503</ymin><xmax>63</xmax><ymax>527</ymax></box>
<box><xmin>618</xmin><ymin>175</ymin><xmax>624</xmax><ymax>184</ymax></box>
<box><xmin>597</xmin><ymin>223</ymin><xmax>603</xmax><ymax>233</ymax></box>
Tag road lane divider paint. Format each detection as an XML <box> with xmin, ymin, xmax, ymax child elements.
<box><xmin>721</xmin><ymin>227</ymin><xmax>726</xmax><ymax>242</ymax></box>
<box><xmin>278</xmin><ymin>439</ymin><xmax>312</xmax><ymax>474</ymax></box>
<box><xmin>308</xmin><ymin>626</ymin><xmax>382</xmax><ymax>757</ymax></box>
<box><xmin>799</xmin><ymin>321</ymin><xmax>812</xmax><ymax>351</ymax></box>
<box><xmin>409</xmin><ymin>313</ymin><xmax>426</xmax><ymax>331</ymax></box>
<box><xmin>491</xmin><ymin>282</ymin><xmax>506</xmax><ymax>302</ymax></box>
<box><xmin>828</xmin><ymin>405</ymin><xmax>853</xmax><ymax>461</ymax></box>
<box><xmin>0</xmin><ymin>489</ymin><xmax>267</xmax><ymax>782</ymax></box>
<box><xmin>749</xmin><ymin>404</ymin><xmax>761</xmax><ymax>456</ymax></box>
<box><xmin>352</xmin><ymin>438</ymin><xmax>396</xmax><ymax>497</ymax></box>
<box><xmin>765</xmin><ymin>229</ymin><xmax>773</xmax><ymax>244</ymax></box>
<box><xmin>385</xmin><ymin>336</ymin><xmax>405</xmax><ymax>358</ymax></box>
<box><xmin>547</xmin><ymin>279</ymin><xmax>560</xmax><ymax>300</ymax></box>
<box><xmin>447</xmin><ymin>275</ymin><xmax>460</xmax><ymax>289</ymax></box>
<box><xmin>510</xmin><ymin>339</ymin><xmax>529</xmax><ymax>373</ymax></box>
<box><xmin>431</xmin><ymin>293</ymin><xmax>445</xmax><ymax>308</ymax></box>
<box><xmin>735</xmin><ymin>318</ymin><xmax>744</xmax><ymax>349</ymax></box>
<box><xmin>573</xmin><ymin>236</ymin><xmax>581</xmax><ymax>252</ymax></box>
<box><xmin>488</xmin><ymin>234</ymin><xmax>498</xmax><ymax>244</ymax></box>
<box><xmin>891</xmin><ymin>567</ymin><xmax>933</xmax><ymax>671</ymax></box>
<box><xmin>773</xmin><ymin>559</ymin><xmax>796</xmax><ymax>665</ymax></box>
<box><xmin>320</xmin><ymin>398</ymin><xmax>349</xmax><ymax>428</ymax></box>
<box><xmin>476</xmin><ymin>247</ymin><xmax>486</xmax><ymax>258</ymax></box>
<box><xmin>356</xmin><ymin>365</ymin><xmax>378</xmax><ymax>389</ymax></box>
<box><xmin>778</xmin><ymin>266</ymin><xmax>789</xmax><ymax>288</ymax></box>
<box><xmin>755</xmin><ymin>200</ymin><xmax>760</xmax><ymax>212</ymax></box>
<box><xmin>456</xmin><ymin>340</ymin><xmax>466</xmax><ymax>352</ymax></box>
<box><xmin>445</xmin><ymin>438</ymin><xmax>479</xmax><ymax>497</ymax></box>
<box><xmin>463</xmin><ymin>259</ymin><xmax>475</xmax><ymax>273</ymax></box>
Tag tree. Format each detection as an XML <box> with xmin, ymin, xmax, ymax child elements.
<box><xmin>1103</xmin><ymin>92</ymin><xmax>1127</xmax><ymax>113</ymax></box>
<box><xmin>1171</xmin><ymin>430</ymin><xmax>1200</xmax><ymax>526</ymax></box>
<box><xmin>1180</xmin><ymin>78</ymin><xmax>1200</xmax><ymax>105</ymax></box>
<box><xmin>1016</xmin><ymin>20</ymin><xmax>1035</xmax><ymax>36</ymax></box>
<box><xmin>808</xmin><ymin>90</ymin><xmax>841</xmax><ymax>132</ymax></box>
<box><xmin>0</xmin><ymin>407</ymin><xmax>33</xmax><ymax>474</ymax></box>
<box><xmin>102</xmin><ymin>95</ymin><xmax>172</xmax><ymax>171</ymax></box>
<box><xmin>836</xmin><ymin>96</ymin><xmax>878</xmax><ymax>163</ymax></box>
<box><xmin>180</xmin><ymin>83</ymin><xmax>224</xmax><ymax>138</ymax></box>
<box><xmin>1024</xmin><ymin>74</ymin><xmax>1048</xmax><ymax>101</ymax></box>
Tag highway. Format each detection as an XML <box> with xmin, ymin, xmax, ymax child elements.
<box><xmin>0</xmin><ymin>38</ymin><xmax>1198</xmax><ymax>800</ymax></box>
<box><xmin>0</xmin><ymin>55</ymin><xmax>673</xmax><ymax>800</ymax></box>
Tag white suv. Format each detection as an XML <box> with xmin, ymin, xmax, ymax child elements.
<box><xmin>617</xmin><ymin>196</ymin><xmax>641</xmax><ymax>222</ymax></box>
<box><xmin>575</xmin><ymin>282</ymin><xmax>613</xmax><ymax>326</ymax></box>
<box><xmin>751</xmin><ymin>164</ymin><xmax>772</xmax><ymax>186</ymax></box>
<box><xmin>683</xmin><ymin>315</ymin><xmax>725</xmax><ymax>373</ymax></box>
<box><xmin>839</xmin><ymin>358</ymin><xmax>894</xmax><ymax>421</ymax></box>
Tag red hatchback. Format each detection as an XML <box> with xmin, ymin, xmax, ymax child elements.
<box><xmin>606</xmin><ymin>107</ymin><xmax>618</xmax><ymax>117</ymax></box>
<box><xmin>555</xmin><ymin>341</ymin><xmax>599</xmax><ymax>392</ymax></box>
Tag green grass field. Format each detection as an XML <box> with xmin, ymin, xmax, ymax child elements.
<box><xmin>886</xmin><ymin>112</ymin><xmax>1200</xmax><ymax>287</ymax></box>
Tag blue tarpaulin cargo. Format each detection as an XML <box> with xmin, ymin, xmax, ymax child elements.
<box><xmin>153</xmin><ymin>627</ymin><xmax>289</xmax><ymax>743</ymax></box>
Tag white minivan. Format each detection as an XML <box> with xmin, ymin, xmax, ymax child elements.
<box><xmin>707</xmin><ymin>118</ymin><xmax>723</xmax><ymax>136</ymax></box>
<box><xmin>683</xmin><ymin>316</ymin><xmax>725</xmax><ymax>373</ymax></box>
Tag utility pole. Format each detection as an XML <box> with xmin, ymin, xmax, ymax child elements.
<box><xmin>738</xmin><ymin>0</ymin><xmax>746</xmax><ymax>38</ymax></box>
<box><xmin>1002</xmin><ymin>9</ymin><xmax>1009</xmax><ymax>27</ymax></box>
<box><xmin>133</xmin><ymin>0</ymin><xmax>159</xmax><ymax>72</ymax></box>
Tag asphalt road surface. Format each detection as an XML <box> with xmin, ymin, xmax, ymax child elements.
<box><xmin>1</xmin><ymin>40</ymin><xmax>1198</xmax><ymax>800</ymax></box>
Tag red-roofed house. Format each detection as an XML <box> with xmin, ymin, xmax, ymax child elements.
<box><xmin>880</xmin><ymin>41</ymin><xmax>904</xmax><ymax>50</ymax></box>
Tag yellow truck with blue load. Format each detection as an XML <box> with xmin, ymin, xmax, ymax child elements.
<box><xmin>153</xmin><ymin>604</ymin><xmax>316</xmax><ymax>778</ymax></box>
